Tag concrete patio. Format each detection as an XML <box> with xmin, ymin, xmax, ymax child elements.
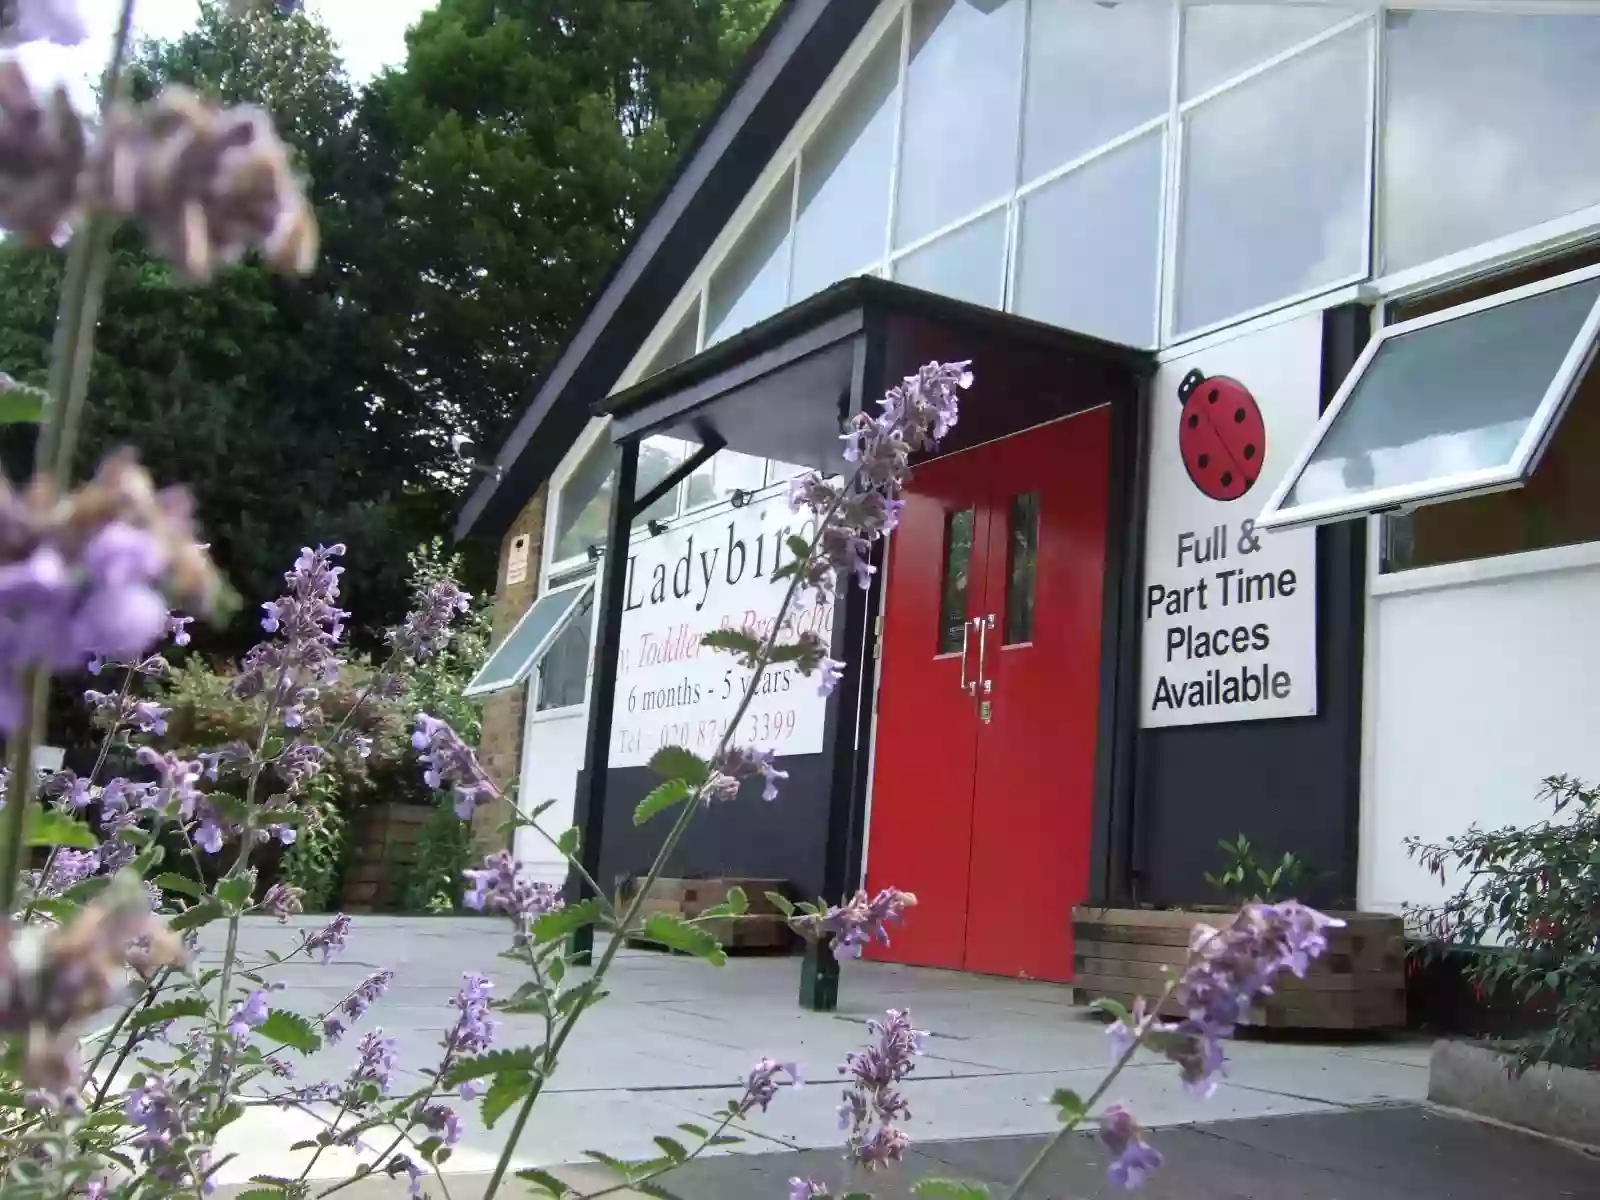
<box><xmin>185</xmin><ymin>914</ymin><xmax>1437</xmax><ymax>1190</ymax></box>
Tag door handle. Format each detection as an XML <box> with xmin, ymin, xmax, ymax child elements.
<box><xmin>976</xmin><ymin>614</ymin><xmax>994</xmax><ymax>695</ymax></box>
<box><xmin>959</xmin><ymin>617</ymin><xmax>976</xmax><ymax>696</ymax></box>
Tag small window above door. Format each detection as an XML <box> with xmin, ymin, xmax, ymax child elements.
<box><xmin>463</xmin><ymin>582</ymin><xmax>594</xmax><ymax>699</ymax></box>
<box><xmin>1257</xmin><ymin>264</ymin><xmax>1600</xmax><ymax>532</ymax></box>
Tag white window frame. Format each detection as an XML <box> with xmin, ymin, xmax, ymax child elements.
<box><xmin>542</xmin><ymin>416</ymin><xmax>616</xmax><ymax>587</ymax></box>
<box><xmin>463</xmin><ymin>577</ymin><xmax>596</xmax><ymax>700</ymax></box>
<box><xmin>1257</xmin><ymin>260</ymin><xmax>1600</xmax><ymax>532</ymax></box>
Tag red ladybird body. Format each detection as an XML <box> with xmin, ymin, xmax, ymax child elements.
<box><xmin>1176</xmin><ymin>369</ymin><xmax>1266</xmax><ymax>503</ymax></box>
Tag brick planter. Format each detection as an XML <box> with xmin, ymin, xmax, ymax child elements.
<box><xmin>619</xmin><ymin>877</ymin><xmax>796</xmax><ymax>953</ymax></box>
<box><xmin>339</xmin><ymin>803</ymin><xmax>433</xmax><ymax>913</ymax></box>
<box><xmin>1071</xmin><ymin>906</ymin><xmax>1406</xmax><ymax>1030</ymax></box>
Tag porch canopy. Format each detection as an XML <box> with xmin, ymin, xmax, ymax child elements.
<box><xmin>570</xmin><ymin>277</ymin><xmax>1149</xmax><ymax>996</ymax></box>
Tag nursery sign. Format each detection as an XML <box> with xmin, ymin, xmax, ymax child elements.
<box><xmin>1140</xmin><ymin>316</ymin><xmax>1321</xmax><ymax>727</ymax></box>
<box><xmin>609</xmin><ymin>491</ymin><xmax>834</xmax><ymax>768</ymax></box>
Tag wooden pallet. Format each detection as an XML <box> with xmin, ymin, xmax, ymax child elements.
<box><xmin>618</xmin><ymin>877</ymin><xmax>797</xmax><ymax>954</ymax></box>
<box><xmin>1071</xmin><ymin>907</ymin><xmax>1406</xmax><ymax>1030</ymax></box>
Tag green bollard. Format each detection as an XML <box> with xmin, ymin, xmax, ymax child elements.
<box><xmin>799</xmin><ymin>939</ymin><xmax>840</xmax><ymax>1012</ymax></box>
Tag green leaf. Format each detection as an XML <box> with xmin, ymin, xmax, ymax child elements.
<box><xmin>765</xmin><ymin>891</ymin><xmax>795</xmax><ymax>918</ymax></box>
<box><xmin>582</xmin><ymin>1149</ymin><xmax>633</xmax><ymax>1178</ymax></box>
<box><xmin>697</xmin><ymin>628</ymin><xmax>761</xmax><ymax>658</ymax></box>
<box><xmin>1088</xmin><ymin>997</ymin><xmax>1132</xmax><ymax>1025</ymax></box>
<box><xmin>724</xmin><ymin>886</ymin><xmax>748</xmax><ymax>915</ymax></box>
<box><xmin>556</xmin><ymin>827</ymin><xmax>580</xmax><ymax>858</ymax></box>
<box><xmin>130</xmin><ymin>996</ymin><xmax>209</xmax><ymax>1032</ymax></box>
<box><xmin>913</xmin><ymin>1182</ymin><xmax>990</xmax><ymax>1200</ymax></box>
<box><xmin>547</xmin><ymin>955</ymin><xmax>566</xmax><ymax>987</ymax></box>
<box><xmin>1049</xmin><ymin>1087</ymin><xmax>1086</xmax><ymax>1123</ymax></box>
<box><xmin>531</xmin><ymin>900</ymin><xmax>603</xmax><ymax>946</ymax></box>
<box><xmin>629</xmin><ymin>1180</ymin><xmax>685</xmax><ymax>1200</ymax></box>
<box><xmin>216</xmin><ymin>872</ymin><xmax>255</xmax><ymax>914</ymax></box>
<box><xmin>640</xmin><ymin>914</ymin><xmax>726</xmax><ymax>965</ymax></box>
<box><xmin>648</xmin><ymin>745</ymin><xmax>709</xmax><ymax>788</ymax></box>
<box><xmin>443</xmin><ymin>1047</ymin><xmax>541</xmax><ymax>1088</ymax></box>
<box><xmin>0</xmin><ymin>382</ymin><xmax>46</xmax><ymax>426</ymax></box>
<box><xmin>258</xmin><ymin>1010</ymin><xmax>320</xmax><ymax>1055</ymax></box>
<box><xmin>787</xmin><ymin>535</ymin><xmax>812</xmax><ymax>560</ymax></box>
<box><xmin>635</xmin><ymin>779</ymin><xmax>692</xmax><ymax>826</ymax></box>
<box><xmin>707</xmin><ymin>1134</ymin><xmax>742</xmax><ymax>1147</ymax></box>
<box><xmin>652</xmin><ymin>1136</ymin><xmax>689</xmax><ymax>1163</ymax></box>
<box><xmin>26</xmin><ymin>811</ymin><xmax>96</xmax><ymax>849</ymax></box>
<box><xmin>515</xmin><ymin>1167</ymin><xmax>573</xmax><ymax>1198</ymax></box>
<box><xmin>168</xmin><ymin>900</ymin><xmax>224</xmax><ymax>932</ymax></box>
<box><xmin>676</xmin><ymin>1123</ymin><xmax>709</xmax><ymax>1139</ymax></box>
<box><xmin>153</xmin><ymin>872</ymin><xmax>205</xmax><ymax>901</ymax></box>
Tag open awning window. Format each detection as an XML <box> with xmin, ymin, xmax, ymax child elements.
<box><xmin>1257</xmin><ymin>264</ymin><xmax>1600</xmax><ymax>532</ymax></box>
<box><xmin>462</xmin><ymin>581</ymin><xmax>594</xmax><ymax>699</ymax></box>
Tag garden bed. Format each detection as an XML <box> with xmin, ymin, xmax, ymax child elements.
<box><xmin>1071</xmin><ymin>906</ymin><xmax>1406</xmax><ymax>1030</ymax></box>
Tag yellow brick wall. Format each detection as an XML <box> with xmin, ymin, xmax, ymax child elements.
<box><xmin>471</xmin><ymin>485</ymin><xmax>548</xmax><ymax>854</ymax></box>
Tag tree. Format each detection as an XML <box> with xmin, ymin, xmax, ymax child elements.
<box><xmin>356</xmin><ymin>0</ymin><xmax>783</xmax><ymax>458</ymax></box>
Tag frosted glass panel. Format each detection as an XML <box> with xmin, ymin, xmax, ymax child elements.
<box><xmin>1181</xmin><ymin>3</ymin><xmax>1354</xmax><ymax>99</ymax></box>
<box><xmin>1174</xmin><ymin>26</ymin><xmax>1368</xmax><ymax>335</ymax></box>
<box><xmin>1382</xmin><ymin>10</ymin><xmax>1600</xmax><ymax>272</ymax></box>
<box><xmin>893</xmin><ymin>210</ymin><xmax>1006</xmax><ymax>310</ymax></box>
<box><xmin>1284</xmin><ymin>276</ymin><xmax>1600</xmax><ymax>513</ymax></box>
<box><xmin>1022</xmin><ymin>0</ymin><xmax>1170</xmax><ymax>182</ymax></box>
<box><xmin>793</xmin><ymin>29</ymin><xmax>899</xmax><ymax>301</ymax></box>
<box><xmin>895</xmin><ymin>0</ymin><xmax>1025</xmax><ymax>248</ymax></box>
<box><xmin>1014</xmin><ymin>131</ymin><xmax>1162</xmax><ymax>347</ymax></box>
<box><xmin>707</xmin><ymin>171</ymin><xmax>793</xmax><ymax>344</ymax></box>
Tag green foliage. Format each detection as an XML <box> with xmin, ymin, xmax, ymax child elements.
<box><xmin>277</xmin><ymin>775</ymin><xmax>347</xmax><ymax>913</ymax></box>
<box><xmin>402</xmin><ymin>798</ymin><xmax>475</xmax><ymax>913</ymax></box>
<box><xmin>1407</xmin><ymin>775</ymin><xmax>1600</xmax><ymax>1073</ymax></box>
<box><xmin>1204</xmin><ymin>834</ymin><xmax>1319</xmax><ymax>904</ymax></box>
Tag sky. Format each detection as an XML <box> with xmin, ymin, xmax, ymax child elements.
<box><xmin>15</xmin><ymin>0</ymin><xmax>440</xmax><ymax>106</ymax></box>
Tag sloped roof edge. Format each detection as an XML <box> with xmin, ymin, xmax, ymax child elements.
<box><xmin>455</xmin><ymin>0</ymin><xmax>871</xmax><ymax>541</ymax></box>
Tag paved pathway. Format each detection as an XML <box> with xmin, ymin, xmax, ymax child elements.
<box><xmin>196</xmin><ymin>915</ymin><xmax>1438</xmax><ymax>1189</ymax></box>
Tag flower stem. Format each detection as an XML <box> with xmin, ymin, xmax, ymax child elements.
<box><xmin>477</xmin><ymin>485</ymin><xmax>851</xmax><ymax>1200</ymax></box>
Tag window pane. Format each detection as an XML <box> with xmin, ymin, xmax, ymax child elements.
<box><xmin>893</xmin><ymin>209</ymin><xmax>1006</xmax><ymax>310</ymax></box>
<box><xmin>793</xmin><ymin>28</ymin><xmax>899</xmax><ymax>301</ymax></box>
<box><xmin>1381</xmin><ymin>11</ymin><xmax>1600</xmax><ymax>273</ymax></box>
<box><xmin>1003</xmin><ymin>493</ymin><xmax>1039</xmax><ymax>645</ymax></box>
<box><xmin>686</xmin><ymin>449</ymin><xmax>767</xmax><ymax>511</ymax></box>
<box><xmin>634</xmin><ymin>436</ymin><xmax>685</xmax><ymax>528</ymax></box>
<box><xmin>1181</xmin><ymin>3</ymin><xmax>1354</xmax><ymax>99</ymax></box>
<box><xmin>937</xmin><ymin>508</ymin><xmax>976</xmax><ymax>655</ymax></box>
<box><xmin>895</xmin><ymin>0</ymin><xmax>1025</xmax><ymax>248</ymax></box>
<box><xmin>1174</xmin><ymin>25</ymin><xmax>1369</xmax><ymax>335</ymax></box>
<box><xmin>707</xmin><ymin>170</ymin><xmax>793</xmax><ymax>344</ymax></box>
<box><xmin>1022</xmin><ymin>0</ymin><xmax>1170</xmax><ymax>183</ymax></box>
<box><xmin>643</xmin><ymin>305</ymin><xmax>698</xmax><ymax>379</ymax></box>
<box><xmin>553</xmin><ymin>437</ymin><xmax>614</xmax><ymax>563</ymax></box>
<box><xmin>1014</xmin><ymin>131</ymin><xmax>1162</xmax><ymax>347</ymax></box>
<box><xmin>465</xmin><ymin>584</ymin><xmax>592</xmax><ymax>698</ymax></box>
<box><xmin>536</xmin><ymin>589</ymin><xmax>593</xmax><ymax>711</ymax></box>
<box><xmin>766</xmin><ymin>460</ymin><xmax>808</xmax><ymax>486</ymax></box>
<box><xmin>1283</xmin><ymin>275</ymin><xmax>1600</xmax><ymax>513</ymax></box>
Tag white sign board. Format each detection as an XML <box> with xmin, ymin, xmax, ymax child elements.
<box><xmin>610</xmin><ymin>492</ymin><xmax>835</xmax><ymax>767</ymax></box>
<box><xmin>1140</xmin><ymin>315</ymin><xmax>1322</xmax><ymax>727</ymax></box>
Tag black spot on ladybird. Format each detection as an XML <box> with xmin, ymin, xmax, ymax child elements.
<box><xmin>1243</xmin><ymin>444</ymin><xmax>1256</xmax><ymax>460</ymax></box>
<box><xmin>1187</xmin><ymin>414</ymin><xmax>1198</xmax><ymax>429</ymax></box>
<box><xmin>1198</xmin><ymin>453</ymin><xmax>1210</xmax><ymax>469</ymax></box>
<box><xmin>1221</xmin><ymin>472</ymin><xmax>1233</xmax><ymax>487</ymax></box>
<box><xmin>1234</xmin><ymin>408</ymin><xmax>1246</xmax><ymax>423</ymax></box>
<box><xmin>1207</xmin><ymin>388</ymin><xmax>1219</xmax><ymax>403</ymax></box>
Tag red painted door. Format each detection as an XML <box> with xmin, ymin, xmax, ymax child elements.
<box><xmin>866</xmin><ymin>408</ymin><xmax>1111</xmax><ymax>981</ymax></box>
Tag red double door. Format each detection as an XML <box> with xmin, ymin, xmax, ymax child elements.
<box><xmin>865</xmin><ymin>408</ymin><xmax>1111</xmax><ymax>982</ymax></box>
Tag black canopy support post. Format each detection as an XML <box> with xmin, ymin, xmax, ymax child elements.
<box><xmin>568</xmin><ymin>437</ymin><xmax>639</xmax><ymax>965</ymax></box>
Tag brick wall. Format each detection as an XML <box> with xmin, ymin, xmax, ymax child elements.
<box><xmin>471</xmin><ymin>485</ymin><xmax>548</xmax><ymax>854</ymax></box>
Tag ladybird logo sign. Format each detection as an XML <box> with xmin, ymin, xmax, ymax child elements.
<box><xmin>1140</xmin><ymin>317</ymin><xmax>1320</xmax><ymax>728</ymax></box>
<box><xmin>1177</xmin><ymin>369</ymin><xmax>1266</xmax><ymax>501</ymax></box>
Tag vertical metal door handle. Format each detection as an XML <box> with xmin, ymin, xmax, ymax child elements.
<box><xmin>959</xmin><ymin>617</ymin><xmax>975</xmax><ymax>696</ymax></box>
<box><xmin>976</xmin><ymin>614</ymin><xmax>993</xmax><ymax>695</ymax></box>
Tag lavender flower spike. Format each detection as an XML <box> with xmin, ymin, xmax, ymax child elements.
<box><xmin>302</xmin><ymin>913</ymin><xmax>351</xmax><ymax>964</ymax></box>
<box><xmin>838</xmin><ymin>1009</ymin><xmax>924</xmax><ymax>1170</ymax></box>
<box><xmin>738</xmin><ymin>1057</ymin><xmax>802</xmax><ymax>1116</ymax></box>
<box><xmin>413</xmin><ymin>713</ymin><xmax>500</xmax><ymax>819</ymax></box>
<box><xmin>1099</xmin><ymin>1104</ymin><xmax>1162</xmax><ymax>1189</ymax></box>
<box><xmin>390</xmin><ymin>577</ymin><xmax>471</xmax><ymax>661</ymax></box>
<box><xmin>789</xmin><ymin>1180</ymin><xmax>828</xmax><ymax>1200</ymax></box>
<box><xmin>806</xmin><ymin>887</ymin><xmax>917</xmax><ymax>959</ymax></box>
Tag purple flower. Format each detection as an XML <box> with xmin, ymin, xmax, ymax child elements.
<box><xmin>349</xmin><ymin>1030</ymin><xmax>397</xmax><ymax>1093</ymax></box>
<box><xmin>1099</xmin><ymin>1104</ymin><xmax>1162</xmax><ymax>1189</ymax></box>
<box><xmin>412</xmin><ymin>713</ymin><xmax>499</xmax><ymax>818</ymax></box>
<box><xmin>226</xmin><ymin>987</ymin><xmax>273</xmax><ymax>1044</ymax></box>
<box><xmin>35</xmin><ymin>846</ymin><xmax>99</xmax><ymax>897</ymax></box>
<box><xmin>838</xmin><ymin>1009</ymin><xmax>923</xmax><ymax>1169</ymax></box>
<box><xmin>126</xmin><ymin>1074</ymin><xmax>185</xmax><ymax>1173</ymax></box>
<box><xmin>738</xmin><ymin>1057</ymin><xmax>802</xmax><ymax>1115</ymax></box>
<box><xmin>815</xmin><ymin>657</ymin><xmax>844</xmax><ymax>697</ymax></box>
<box><xmin>167</xmin><ymin>613</ymin><xmax>192</xmax><ymax>646</ymax></box>
<box><xmin>232</xmin><ymin>545</ymin><xmax>348</xmax><ymax>728</ymax></box>
<box><xmin>135</xmin><ymin>748</ymin><xmax>204</xmax><ymax>820</ymax></box>
<box><xmin>339</xmin><ymin>969</ymin><xmax>393</xmax><ymax>1028</ymax></box>
<box><xmin>385</xmin><ymin>1154</ymin><xmax>424</xmax><ymax>1199</ymax></box>
<box><xmin>390</xmin><ymin>578</ymin><xmax>471</xmax><ymax>662</ymax></box>
<box><xmin>462</xmin><ymin>850</ymin><xmax>562</xmax><ymax>935</ymax></box>
<box><xmin>712</xmin><ymin>745</ymin><xmax>788</xmax><ymax>803</ymax></box>
<box><xmin>0</xmin><ymin>1</ymin><xmax>88</xmax><ymax>48</ymax></box>
<box><xmin>789</xmin><ymin>1180</ymin><xmax>828</xmax><ymax>1200</ymax></box>
<box><xmin>440</xmin><ymin>972</ymin><xmax>495</xmax><ymax>1073</ymax></box>
<box><xmin>260</xmin><ymin>882</ymin><xmax>303</xmax><ymax>922</ymax></box>
<box><xmin>806</xmin><ymin>888</ymin><xmax>917</xmax><ymax>959</ymax></box>
<box><xmin>194</xmin><ymin>819</ymin><xmax>224</xmax><ymax>855</ymax></box>
<box><xmin>323</xmin><ymin>1016</ymin><xmax>345</xmax><ymax>1044</ymax></box>
<box><xmin>303</xmin><ymin>913</ymin><xmax>351</xmax><ymax>963</ymax></box>
<box><xmin>414</xmin><ymin>1101</ymin><xmax>464</xmax><ymax>1146</ymax></box>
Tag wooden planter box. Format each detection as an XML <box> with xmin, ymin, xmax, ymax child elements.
<box><xmin>339</xmin><ymin>803</ymin><xmax>433</xmax><ymax>913</ymax></box>
<box><xmin>1071</xmin><ymin>906</ymin><xmax>1406</xmax><ymax>1031</ymax></box>
<box><xmin>618</xmin><ymin>877</ymin><xmax>795</xmax><ymax>953</ymax></box>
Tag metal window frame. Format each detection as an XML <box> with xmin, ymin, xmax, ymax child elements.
<box><xmin>462</xmin><ymin>578</ymin><xmax>597</xmax><ymax>699</ymax></box>
<box><xmin>1256</xmin><ymin>260</ymin><xmax>1600</xmax><ymax>532</ymax></box>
